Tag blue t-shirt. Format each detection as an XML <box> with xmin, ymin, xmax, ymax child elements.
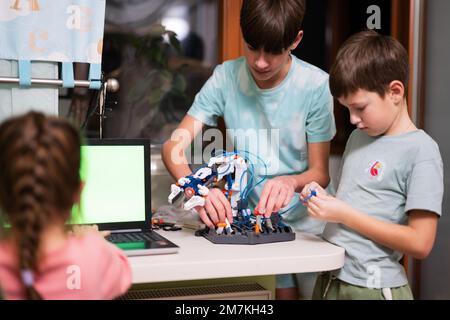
<box><xmin>188</xmin><ymin>55</ymin><xmax>336</xmax><ymax>234</ymax></box>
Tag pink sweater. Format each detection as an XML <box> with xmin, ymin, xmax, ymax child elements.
<box><xmin>0</xmin><ymin>232</ymin><xmax>132</xmax><ymax>300</ymax></box>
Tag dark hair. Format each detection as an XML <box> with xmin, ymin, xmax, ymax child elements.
<box><xmin>240</xmin><ymin>0</ymin><xmax>306</xmax><ymax>54</ymax></box>
<box><xmin>329</xmin><ymin>30</ymin><xmax>409</xmax><ymax>99</ymax></box>
<box><xmin>0</xmin><ymin>112</ymin><xmax>81</xmax><ymax>299</ymax></box>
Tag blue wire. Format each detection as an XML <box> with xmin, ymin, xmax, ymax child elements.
<box><xmin>244</xmin><ymin>170</ymin><xmax>267</xmax><ymax>197</ymax></box>
<box><xmin>278</xmin><ymin>190</ymin><xmax>317</xmax><ymax>215</ymax></box>
<box><xmin>241</xmin><ymin>163</ymin><xmax>255</xmax><ymax>200</ymax></box>
<box><xmin>239</xmin><ymin>169</ymin><xmax>247</xmax><ymax>195</ymax></box>
<box><xmin>239</xmin><ymin>169</ymin><xmax>252</xmax><ymax>198</ymax></box>
<box><xmin>234</xmin><ymin>150</ymin><xmax>268</xmax><ymax>197</ymax></box>
<box><xmin>278</xmin><ymin>200</ymin><xmax>301</xmax><ymax>215</ymax></box>
<box><xmin>210</xmin><ymin>149</ymin><xmax>269</xmax><ymax>201</ymax></box>
<box><xmin>242</xmin><ymin>160</ymin><xmax>256</xmax><ymax>199</ymax></box>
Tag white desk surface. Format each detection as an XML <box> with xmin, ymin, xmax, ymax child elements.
<box><xmin>129</xmin><ymin>229</ymin><xmax>345</xmax><ymax>284</ymax></box>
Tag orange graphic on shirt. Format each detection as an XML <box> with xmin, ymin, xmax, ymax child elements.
<box><xmin>370</xmin><ymin>161</ymin><xmax>382</xmax><ymax>177</ymax></box>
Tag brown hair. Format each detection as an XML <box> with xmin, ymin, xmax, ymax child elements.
<box><xmin>240</xmin><ymin>0</ymin><xmax>306</xmax><ymax>54</ymax></box>
<box><xmin>329</xmin><ymin>30</ymin><xmax>409</xmax><ymax>99</ymax></box>
<box><xmin>0</xmin><ymin>112</ymin><xmax>81</xmax><ymax>299</ymax></box>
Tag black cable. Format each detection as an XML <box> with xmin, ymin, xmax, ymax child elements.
<box><xmin>81</xmin><ymin>74</ymin><xmax>105</xmax><ymax>130</ymax></box>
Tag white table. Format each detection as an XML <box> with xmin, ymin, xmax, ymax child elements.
<box><xmin>129</xmin><ymin>229</ymin><xmax>345</xmax><ymax>284</ymax></box>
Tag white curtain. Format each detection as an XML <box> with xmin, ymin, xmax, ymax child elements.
<box><xmin>0</xmin><ymin>0</ymin><xmax>106</xmax><ymax>119</ymax></box>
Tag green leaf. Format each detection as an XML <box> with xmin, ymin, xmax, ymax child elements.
<box><xmin>168</xmin><ymin>31</ymin><xmax>182</xmax><ymax>53</ymax></box>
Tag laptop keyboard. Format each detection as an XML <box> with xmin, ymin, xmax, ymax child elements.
<box><xmin>106</xmin><ymin>231</ymin><xmax>160</xmax><ymax>244</ymax></box>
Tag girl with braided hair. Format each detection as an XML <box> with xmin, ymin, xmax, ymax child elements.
<box><xmin>0</xmin><ymin>111</ymin><xmax>131</xmax><ymax>299</ymax></box>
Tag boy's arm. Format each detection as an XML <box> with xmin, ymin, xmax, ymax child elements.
<box><xmin>342</xmin><ymin>208</ymin><xmax>438</xmax><ymax>260</ymax></box>
<box><xmin>161</xmin><ymin>115</ymin><xmax>204</xmax><ymax>181</ymax></box>
<box><xmin>302</xmin><ymin>186</ymin><xmax>438</xmax><ymax>259</ymax></box>
<box><xmin>294</xmin><ymin>141</ymin><xmax>330</xmax><ymax>191</ymax></box>
<box><xmin>161</xmin><ymin>115</ymin><xmax>233</xmax><ymax>228</ymax></box>
<box><xmin>257</xmin><ymin>141</ymin><xmax>330</xmax><ymax>216</ymax></box>
<box><xmin>162</xmin><ymin>63</ymin><xmax>226</xmax><ymax>180</ymax></box>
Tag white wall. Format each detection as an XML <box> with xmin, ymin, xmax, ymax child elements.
<box><xmin>419</xmin><ymin>0</ymin><xmax>450</xmax><ymax>300</ymax></box>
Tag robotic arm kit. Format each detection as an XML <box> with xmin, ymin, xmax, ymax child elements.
<box><xmin>168</xmin><ymin>151</ymin><xmax>296</xmax><ymax>245</ymax></box>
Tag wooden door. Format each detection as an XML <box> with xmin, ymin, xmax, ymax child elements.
<box><xmin>219</xmin><ymin>0</ymin><xmax>244</xmax><ymax>63</ymax></box>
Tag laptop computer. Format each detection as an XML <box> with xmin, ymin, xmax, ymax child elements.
<box><xmin>72</xmin><ymin>138</ymin><xmax>179</xmax><ymax>256</ymax></box>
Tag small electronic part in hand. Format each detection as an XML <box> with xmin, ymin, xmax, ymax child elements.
<box><xmin>301</xmin><ymin>190</ymin><xmax>317</xmax><ymax>204</ymax></box>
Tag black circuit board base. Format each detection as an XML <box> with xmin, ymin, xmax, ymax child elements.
<box><xmin>196</xmin><ymin>225</ymin><xmax>296</xmax><ymax>245</ymax></box>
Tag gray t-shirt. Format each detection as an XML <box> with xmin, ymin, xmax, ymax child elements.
<box><xmin>323</xmin><ymin>129</ymin><xmax>444</xmax><ymax>288</ymax></box>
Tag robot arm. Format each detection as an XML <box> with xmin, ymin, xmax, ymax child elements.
<box><xmin>168</xmin><ymin>183</ymin><xmax>183</xmax><ymax>204</ymax></box>
<box><xmin>197</xmin><ymin>184</ymin><xmax>209</xmax><ymax>196</ymax></box>
<box><xmin>230</xmin><ymin>156</ymin><xmax>247</xmax><ymax>193</ymax></box>
<box><xmin>208</xmin><ymin>156</ymin><xmax>235</xmax><ymax>181</ymax></box>
<box><xmin>168</xmin><ymin>176</ymin><xmax>193</xmax><ymax>204</ymax></box>
<box><xmin>178</xmin><ymin>177</ymin><xmax>191</xmax><ymax>186</ymax></box>
<box><xmin>167</xmin><ymin>154</ymin><xmax>249</xmax><ymax>235</ymax></box>
<box><xmin>192</xmin><ymin>167</ymin><xmax>213</xmax><ymax>180</ymax></box>
<box><xmin>183</xmin><ymin>195</ymin><xmax>206</xmax><ymax>210</ymax></box>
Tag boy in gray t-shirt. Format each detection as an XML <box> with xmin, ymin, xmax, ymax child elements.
<box><xmin>301</xmin><ymin>30</ymin><xmax>444</xmax><ymax>300</ymax></box>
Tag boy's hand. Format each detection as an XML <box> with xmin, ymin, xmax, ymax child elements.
<box><xmin>300</xmin><ymin>182</ymin><xmax>327</xmax><ymax>201</ymax></box>
<box><xmin>304</xmin><ymin>193</ymin><xmax>351</xmax><ymax>224</ymax></box>
<box><xmin>195</xmin><ymin>188</ymin><xmax>233</xmax><ymax>228</ymax></box>
<box><xmin>257</xmin><ymin>176</ymin><xmax>297</xmax><ymax>218</ymax></box>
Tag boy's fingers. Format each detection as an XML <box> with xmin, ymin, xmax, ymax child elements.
<box><xmin>315</xmin><ymin>192</ymin><xmax>328</xmax><ymax>200</ymax></box>
<box><xmin>308</xmin><ymin>197</ymin><xmax>322</xmax><ymax>206</ymax></box>
<box><xmin>284</xmin><ymin>188</ymin><xmax>295</xmax><ymax>207</ymax></box>
<box><xmin>204</xmin><ymin>197</ymin><xmax>219</xmax><ymax>225</ymax></box>
<box><xmin>257</xmin><ymin>181</ymin><xmax>273</xmax><ymax>213</ymax></box>
<box><xmin>313</xmin><ymin>182</ymin><xmax>321</xmax><ymax>188</ymax></box>
<box><xmin>217</xmin><ymin>192</ymin><xmax>233</xmax><ymax>223</ymax></box>
<box><xmin>301</xmin><ymin>183</ymin><xmax>314</xmax><ymax>198</ymax></box>
<box><xmin>265</xmin><ymin>187</ymin><xmax>281</xmax><ymax>216</ymax></box>
<box><xmin>307</xmin><ymin>201</ymin><xmax>320</xmax><ymax>216</ymax></box>
<box><xmin>299</xmin><ymin>193</ymin><xmax>307</xmax><ymax>204</ymax></box>
<box><xmin>283</xmin><ymin>188</ymin><xmax>294</xmax><ymax>207</ymax></box>
<box><xmin>307</xmin><ymin>207</ymin><xmax>319</xmax><ymax>218</ymax></box>
<box><xmin>212</xmin><ymin>189</ymin><xmax>233</xmax><ymax>223</ymax></box>
<box><xmin>314</xmin><ymin>185</ymin><xmax>328</xmax><ymax>196</ymax></box>
<box><xmin>197</xmin><ymin>207</ymin><xmax>214</xmax><ymax>228</ymax></box>
<box><xmin>208</xmin><ymin>192</ymin><xmax>227</xmax><ymax>223</ymax></box>
<box><xmin>283</xmin><ymin>197</ymin><xmax>291</xmax><ymax>208</ymax></box>
<box><xmin>275</xmin><ymin>191</ymin><xmax>289</xmax><ymax>213</ymax></box>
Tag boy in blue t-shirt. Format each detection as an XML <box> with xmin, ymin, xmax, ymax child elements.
<box><xmin>162</xmin><ymin>0</ymin><xmax>336</xmax><ymax>299</ymax></box>
<box><xmin>301</xmin><ymin>30</ymin><xmax>444</xmax><ymax>300</ymax></box>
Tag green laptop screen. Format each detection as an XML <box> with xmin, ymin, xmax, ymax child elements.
<box><xmin>72</xmin><ymin>145</ymin><xmax>147</xmax><ymax>225</ymax></box>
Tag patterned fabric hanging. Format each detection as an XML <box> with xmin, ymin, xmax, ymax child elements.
<box><xmin>0</xmin><ymin>0</ymin><xmax>106</xmax><ymax>89</ymax></box>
